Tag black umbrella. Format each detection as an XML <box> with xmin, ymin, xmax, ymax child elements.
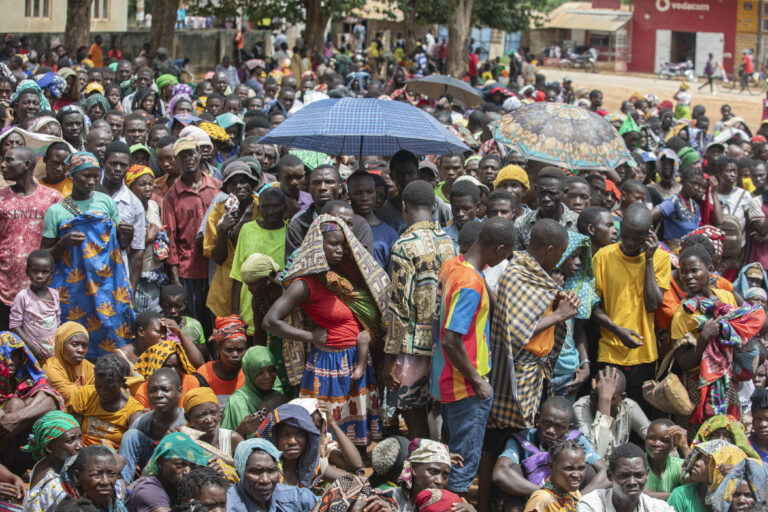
<box><xmin>405</xmin><ymin>74</ymin><xmax>483</xmax><ymax>108</ymax></box>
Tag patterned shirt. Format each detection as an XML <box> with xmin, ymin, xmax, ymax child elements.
<box><xmin>384</xmin><ymin>221</ymin><xmax>456</xmax><ymax>357</ymax></box>
<box><xmin>514</xmin><ymin>203</ymin><xmax>578</xmax><ymax>249</ymax></box>
<box><xmin>431</xmin><ymin>255</ymin><xmax>490</xmax><ymax>403</ymax></box>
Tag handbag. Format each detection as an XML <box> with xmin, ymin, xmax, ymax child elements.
<box><xmin>642</xmin><ymin>334</ymin><xmax>696</xmax><ymax>416</ymax></box>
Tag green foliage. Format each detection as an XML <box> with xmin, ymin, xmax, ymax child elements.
<box><xmin>186</xmin><ymin>0</ymin><xmax>364</xmax><ymax>26</ymax></box>
<box><xmin>394</xmin><ymin>0</ymin><xmax>550</xmax><ymax>32</ymax></box>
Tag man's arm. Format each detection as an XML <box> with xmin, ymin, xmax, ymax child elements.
<box><xmin>491</xmin><ymin>457</ymin><xmax>540</xmax><ymax>497</ymax></box>
<box><xmin>642</xmin><ymin>232</ymin><xmax>664</xmax><ymax>313</ymax></box>
<box><xmin>128</xmin><ymin>248</ymin><xmax>144</xmax><ymax>293</ymax></box>
<box><xmin>441</xmin><ymin>330</ymin><xmax>491</xmax><ymax>399</ymax></box>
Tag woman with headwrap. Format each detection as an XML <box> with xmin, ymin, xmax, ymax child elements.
<box><xmin>381</xmin><ymin>438</ymin><xmax>453</xmax><ymax>512</ymax></box>
<box><xmin>199</xmin><ymin>121</ymin><xmax>234</xmax><ymax>167</ymax></box>
<box><xmin>195</xmin><ymin>315</ymin><xmax>247</xmax><ymax>408</ymax></box>
<box><xmin>709</xmin><ymin>458</ymin><xmax>768</xmax><ymax>512</ymax></box>
<box><xmin>133</xmin><ymin>339</ymin><xmax>200</xmax><ymax>410</ymax></box>
<box><xmin>668</xmin><ymin>440</ymin><xmax>750</xmax><ymax>512</ymax></box>
<box><xmin>733</xmin><ymin>262</ymin><xmax>768</xmax><ymax>299</ymax></box>
<box><xmin>53</xmin><ymin>68</ymin><xmax>80</xmax><ymax>111</ymax></box>
<box><xmin>58</xmin><ymin>445</ymin><xmax>126</xmax><ymax>512</ymax></box>
<box><xmin>221</xmin><ymin>346</ymin><xmax>283</xmax><ymax>432</ymax></box>
<box><xmin>216</xmin><ymin>112</ymin><xmax>245</xmax><ymax>148</ymax></box>
<box><xmin>41</xmin><ymin>152</ymin><xmax>134</xmax><ymax>359</ymax></box>
<box><xmin>125</xmin><ymin>432</ymin><xmax>210</xmax><ymax>512</ymax></box>
<box><xmin>692</xmin><ymin>414</ymin><xmax>759</xmax><ymax>458</ymax></box>
<box><xmin>27</xmin><ymin>116</ymin><xmax>62</xmax><ymax>137</ymax></box>
<box><xmin>182</xmin><ymin>386</ymin><xmax>244</xmax><ymax>481</ymax></box>
<box><xmin>36</xmin><ymin>72</ymin><xmax>67</xmax><ymax>106</ymax></box>
<box><xmin>168</xmin><ymin>94</ymin><xmax>194</xmax><ymax>117</ymax></box>
<box><xmin>648</xmin><ymin>148</ymin><xmax>681</xmax><ymax>200</ymax></box>
<box><xmin>22</xmin><ymin>411</ymin><xmax>82</xmax><ymax>511</ymax></box>
<box><xmin>10</xmin><ymin>79</ymin><xmax>47</xmax><ymax>125</ymax></box>
<box><xmin>227</xmin><ymin>438</ymin><xmax>319</xmax><ymax>512</ymax></box>
<box><xmin>82</xmin><ymin>93</ymin><xmax>110</xmax><ymax>123</ymax></box>
<box><xmin>264</xmin><ymin>214</ymin><xmax>389</xmax><ymax>447</ymax></box>
<box><xmin>42</xmin><ymin>322</ymin><xmax>94</xmax><ymax>407</ymax></box>
<box><xmin>131</xmin><ymin>87</ymin><xmax>162</xmax><ymax>119</ymax></box>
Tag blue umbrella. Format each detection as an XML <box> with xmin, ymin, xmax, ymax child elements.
<box><xmin>258</xmin><ymin>97</ymin><xmax>469</xmax><ymax>156</ymax></box>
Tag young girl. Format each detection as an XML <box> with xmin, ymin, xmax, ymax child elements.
<box><xmin>645</xmin><ymin>418</ymin><xmax>690</xmax><ymax>500</ymax></box>
<box><xmin>652</xmin><ymin>167</ymin><xmax>706</xmax><ymax>250</ymax></box>
<box><xmin>523</xmin><ymin>440</ymin><xmax>586</xmax><ymax>512</ymax></box>
<box><xmin>9</xmin><ymin>250</ymin><xmax>60</xmax><ymax>361</ymax></box>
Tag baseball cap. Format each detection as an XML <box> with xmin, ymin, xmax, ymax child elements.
<box><xmin>173</xmin><ymin>137</ymin><xmax>198</xmax><ymax>156</ymax></box>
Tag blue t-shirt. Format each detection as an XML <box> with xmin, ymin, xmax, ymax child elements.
<box><xmin>554</xmin><ymin>318</ymin><xmax>578</xmax><ymax>375</ymax></box>
<box><xmin>371</xmin><ymin>221</ymin><xmax>399</xmax><ymax>273</ymax></box>
<box><xmin>657</xmin><ymin>194</ymin><xmax>700</xmax><ymax>241</ymax></box>
<box><xmin>750</xmin><ymin>434</ymin><xmax>768</xmax><ymax>465</ymax></box>
<box><xmin>499</xmin><ymin>428</ymin><xmax>602</xmax><ymax>466</ymax></box>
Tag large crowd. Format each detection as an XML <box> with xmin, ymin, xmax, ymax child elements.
<box><xmin>1</xmin><ymin>31</ymin><xmax>768</xmax><ymax>512</ymax></box>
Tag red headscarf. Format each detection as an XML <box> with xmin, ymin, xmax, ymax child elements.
<box><xmin>209</xmin><ymin>315</ymin><xmax>247</xmax><ymax>344</ymax></box>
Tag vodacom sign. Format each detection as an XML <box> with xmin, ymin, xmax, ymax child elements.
<box><xmin>655</xmin><ymin>0</ymin><xmax>710</xmax><ymax>11</ymax></box>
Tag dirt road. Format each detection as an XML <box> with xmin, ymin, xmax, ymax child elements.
<box><xmin>539</xmin><ymin>68</ymin><xmax>765</xmax><ymax>129</ymax></box>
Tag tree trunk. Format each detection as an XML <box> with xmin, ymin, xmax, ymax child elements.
<box><xmin>303</xmin><ymin>0</ymin><xmax>330</xmax><ymax>55</ymax></box>
<box><xmin>446</xmin><ymin>0</ymin><xmax>473</xmax><ymax>78</ymax></box>
<box><xmin>150</xmin><ymin>0</ymin><xmax>180</xmax><ymax>56</ymax></box>
<box><xmin>401</xmin><ymin>0</ymin><xmax>420</xmax><ymax>54</ymax></box>
<box><xmin>64</xmin><ymin>0</ymin><xmax>94</xmax><ymax>57</ymax></box>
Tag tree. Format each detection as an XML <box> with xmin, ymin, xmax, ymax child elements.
<box><xmin>187</xmin><ymin>0</ymin><xmax>365</xmax><ymax>54</ymax></box>
<box><xmin>65</xmin><ymin>0</ymin><xmax>94</xmax><ymax>57</ymax></box>
<box><xmin>150</xmin><ymin>0</ymin><xmax>180</xmax><ymax>56</ymax></box>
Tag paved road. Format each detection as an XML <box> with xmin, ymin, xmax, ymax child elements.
<box><xmin>539</xmin><ymin>68</ymin><xmax>764</xmax><ymax>129</ymax></box>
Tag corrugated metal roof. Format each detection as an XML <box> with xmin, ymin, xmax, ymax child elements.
<box><xmin>539</xmin><ymin>2</ymin><xmax>632</xmax><ymax>32</ymax></box>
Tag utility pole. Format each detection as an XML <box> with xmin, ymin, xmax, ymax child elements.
<box><xmin>759</xmin><ymin>0</ymin><xmax>764</xmax><ymax>70</ymax></box>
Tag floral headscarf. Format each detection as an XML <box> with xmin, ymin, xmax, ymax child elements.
<box><xmin>133</xmin><ymin>339</ymin><xmax>197</xmax><ymax>379</ymax></box>
<box><xmin>209</xmin><ymin>315</ymin><xmax>248</xmax><ymax>345</ymax></box>
<box><xmin>398</xmin><ymin>438</ymin><xmax>451</xmax><ymax>489</ymax></box>
<box><xmin>199</xmin><ymin>121</ymin><xmax>229</xmax><ymax>143</ymax></box>
<box><xmin>692</xmin><ymin>414</ymin><xmax>759</xmax><ymax>459</ymax></box>
<box><xmin>36</xmin><ymin>72</ymin><xmax>67</xmax><ymax>99</ymax></box>
<box><xmin>554</xmin><ymin>231</ymin><xmax>599</xmax><ymax>319</ymax></box>
<box><xmin>11</xmin><ymin>79</ymin><xmax>51</xmax><ymax>111</ymax></box>
<box><xmin>709</xmin><ymin>458</ymin><xmax>768</xmax><ymax>512</ymax></box>
<box><xmin>682</xmin><ymin>440</ymin><xmax>748</xmax><ymax>502</ymax></box>
<box><xmin>169</xmin><ymin>93</ymin><xmax>192</xmax><ymax>116</ymax></box>
<box><xmin>172</xmin><ymin>83</ymin><xmax>193</xmax><ymax>98</ymax></box>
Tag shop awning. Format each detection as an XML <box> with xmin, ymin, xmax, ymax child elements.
<box><xmin>540</xmin><ymin>4</ymin><xmax>632</xmax><ymax>32</ymax></box>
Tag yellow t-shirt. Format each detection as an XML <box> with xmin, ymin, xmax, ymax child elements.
<box><xmin>202</xmin><ymin>196</ymin><xmax>259</xmax><ymax>318</ymax></box>
<box><xmin>593</xmin><ymin>243</ymin><xmax>671</xmax><ymax>365</ymax></box>
<box><xmin>670</xmin><ymin>287</ymin><xmax>738</xmax><ymax>341</ymax></box>
<box><xmin>41</xmin><ymin>177</ymin><xmax>73</xmax><ymax>198</ymax></box>
<box><xmin>71</xmin><ymin>384</ymin><xmax>144</xmax><ymax>446</ymax></box>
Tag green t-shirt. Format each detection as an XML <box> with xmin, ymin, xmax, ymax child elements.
<box><xmin>181</xmin><ymin>316</ymin><xmax>205</xmax><ymax>345</ymax></box>
<box><xmin>646</xmin><ymin>456</ymin><xmax>683</xmax><ymax>493</ymax></box>
<box><xmin>230</xmin><ymin>221</ymin><xmax>286</xmax><ymax>335</ymax></box>
<box><xmin>667</xmin><ymin>483</ymin><xmax>707</xmax><ymax>512</ymax></box>
<box><xmin>42</xmin><ymin>191</ymin><xmax>121</xmax><ymax>239</ymax></box>
<box><xmin>435</xmin><ymin>181</ymin><xmax>449</xmax><ymax>203</ymax></box>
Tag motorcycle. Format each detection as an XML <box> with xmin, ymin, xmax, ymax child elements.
<box><xmin>658</xmin><ymin>60</ymin><xmax>696</xmax><ymax>81</ymax></box>
<box><xmin>559</xmin><ymin>52</ymin><xmax>596</xmax><ymax>73</ymax></box>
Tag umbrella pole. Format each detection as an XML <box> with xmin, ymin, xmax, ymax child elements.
<box><xmin>358</xmin><ymin>136</ymin><xmax>363</xmax><ymax>170</ymax></box>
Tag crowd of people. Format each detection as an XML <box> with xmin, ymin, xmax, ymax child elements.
<box><xmin>2</xmin><ymin>30</ymin><xmax>768</xmax><ymax>512</ymax></box>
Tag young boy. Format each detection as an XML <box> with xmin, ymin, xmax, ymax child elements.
<box><xmin>178</xmin><ymin>467</ymin><xmax>230</xmax><ymax>511</ymax></box>
<box><xmin>644</xmin><ymin>418</ymin><xmax>689</xmax><ymax>500</ymax></box>
<box><xmin>160</xmin><ymin>284</ymin><xmax>207</xmax><ymax>358</ymax></box>
<box><xmin>565</xmin><ymin>176</ymin><xmax>591</xmax><ymax>214</ymax></box>
<box><xmin>651</xmin><ymin>167</ymin><xmax>706</xmax><ymax>248</ymax></box>
<box><xmin>750</xmin><ymin>387</ymin><xmax>768</xmax><ymax>465</ymax></box>
<box><xmin>433</xmin><ymin>217</ymin><xmax>515</xmax><ymax>496</ymax></box>
<box><xmin>9</xmin><ymin>250</ymin><xmax>60</xmax><ymax>360</ymax></box>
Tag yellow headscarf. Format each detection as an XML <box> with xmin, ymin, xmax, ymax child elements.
<box><xmin>124</xmin><ymin>164</ymin><xmax>155</xmax><ymax>189</ymax></box>
<box><xmin>182</xmin><ymin>386</ymin><xmax>218</xmax><ymax>412</ymax></box>
<box><xmin>134</xmin><ymin>340</ymin><xmax>197</xmax><ymax>379</ymax></box>
<box><xmin>42</xmin><ymin>322</ymin><xmax>94</xmax><ymax>405</ymax></box>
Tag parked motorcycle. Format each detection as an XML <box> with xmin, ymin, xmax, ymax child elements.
<box><xmin>658</xmin><ymin>60</ymin><xmax>696</xmax><ymax>81</ymax></box>
<box><xmin>559</xmin><ymin>53</ymin><xmax>596</xmax><ymax>73</ymax></box>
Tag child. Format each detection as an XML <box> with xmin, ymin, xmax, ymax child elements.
<box><xmin>746</xmin><ymin>287</ymin><xmax>768</xmax><ymax>310</ymax></box>
<box><xmin>457</xmin><ymin>221</ymin><xmax>482</xmax><ymax>254</ymax></box>
<box><xmin>644</xmin><ymin>419</ymin><xmax>689</xmax><ymax>500</ymax></box>
<box><xmin>523</xmin><ymin>440</ymin><xmax>586</xmax><ymax>512</ymax></box>
<box><xmin>9</xmin><ymin>250</ymin><xmax>60</xmax><ymax>361</ymax></box>
<box><xmin>651</xmin><ymin>166</ymin><xmax>706</xmax><ymax>249</ymax></box>
<box><xmin>565</xmin><ymin>176</ymin><xmax>591</xmax><ymax>214</ymax></box>
<box><xmin>177</xmin><ymin>467</ymin><xmax>230</xmax><ymax>511</ymax></box>
<box><xmin>160</xmin><ymin>284</ymin><xmax>207</xmax><ymax>358</ymax></box>
<box><xmin>750</xmin><ymin>388</ymin><xmax>768</xmax><ymax>464</ymax></box>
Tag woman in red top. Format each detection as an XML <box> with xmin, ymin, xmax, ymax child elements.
<box><xmin>264</xmin><ymin>214</ymin><xmax>390</xmax><ymax>447</ymax></box>
<box><xmin>195</xmin><ymin>316</ymin><xmax>247</xmax><ymax>408</ymax></box>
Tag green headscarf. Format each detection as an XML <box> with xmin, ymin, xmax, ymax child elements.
<box><xmin>619</xmin><ymin>114</ymin><xmax>640</xmax><ymax>136</ymax></box>
<box><xmin>156</xmin><ymin>74</ymin><xmax>179</xmax><ymax>91</ymax></box>
<box><xmin>692</xmin><ymin>414</ymin><xmax>759</xmax><ymax>460</ymax></box>
<box><xmin>143</xmin><ymin>432</ymin><xmax>210</xmax><ymax>477</ymax></box>
<box><xmin>220</xmin><ymin>346</ymin><xmax>283</xmax><ymax>432</ymax></box>
<box><xmin>678</xmin><ymin>146</ymin><xmax>700</xmax><ymax>168</ymax></box>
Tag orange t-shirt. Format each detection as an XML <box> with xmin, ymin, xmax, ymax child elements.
<box><xmin>88</xmin><ymin>43</ymin><xmax>103</xmax><ymax>68</ymax></box>
<box><xmin>195</xmin><ymin>361</ymin><xmax>245</xmax><ymax>408</ymax></box>
<box><xmin>525</xmin><ymin>305</ymin><xmax>555</xmax><ymax>358</ymax></box>
<box><xmin>657</xmin><ymin>274</ymin><xmax>734</xmax><ymax>331</ymax></box>
<box><xmin>134</xmin><ymin>373</ymin><xmax>201</xmax><ymax>411</ymax></box>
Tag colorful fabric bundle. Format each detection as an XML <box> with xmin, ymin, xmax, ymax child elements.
<box><xmin>681</xmin><ymin>297</ymin><xmax>765</xmax><ymax>422</ymax></box>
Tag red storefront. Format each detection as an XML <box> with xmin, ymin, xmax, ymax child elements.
<box><xmin>630</xmin><ymin>0</ymin><xmax>736</xmax><ymax>76</ymax></box>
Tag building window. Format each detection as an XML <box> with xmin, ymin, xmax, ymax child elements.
<box><xmin>92</xmin><ymin>0</ymin><xmax>109</xmax><ymax>20</ymax></box>
<box><xmin>24</xmin><ymin>0</ymin><xmax>50</xmax><ymax>18</ymax></box>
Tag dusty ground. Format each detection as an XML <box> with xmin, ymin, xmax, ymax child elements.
<box><xmin>539</xmin><ymin>68</ymin><xmax>765</xmax><ymax>129</ymax></box>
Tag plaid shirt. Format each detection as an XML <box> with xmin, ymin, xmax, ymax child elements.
<box><xmin>514</xmin><ymin>203</ymin><xmax>579</xmax><ymax>249</ymax></box>
<box><xmin>384</xmin><ymin>221</ymin><xmax>456</xmax><ymax>357</ymax></box>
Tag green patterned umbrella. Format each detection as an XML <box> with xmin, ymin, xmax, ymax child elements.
<box><xmin>490</xmin><ymin>102</ymin><xmax>633</xmax><ymax>171</ymax></box>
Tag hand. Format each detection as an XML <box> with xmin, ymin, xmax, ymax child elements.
<box><xmin>615</xmin><ymin>326</ymin><xmax>644</xmax><ymax>348</ymax></box>
<box><xmin>595</xmin><ymin>367</ymin><xmax>621</xmax><ymax>399</ymax></box>
<box><xmin>28</xmin><ymin>343</ymin><xmax>47</xmax><ymax>364</ymax></box>
<box><xmin>116</xmin><ymin>222</ymin><xmax>134</xmax><ymax>248</ymax></box>
<box><xmin>382</xmin><ymin>355</ymin><xmax>401</xmax><ymax>392</ymax></box>
<box><xmin>750</xmin><ymin>231</ymin><xmax>768</xmax><ymax>244</ymax></box>
<box><xmin>700</xmin><ymin>317</ymin><xmax>722</xmax><ymax>340</ymax></box>
<box><xmin>0</xmin><ymin>413</ymin><xmax>23</xmax><ymax>438</ymax></box>
<box><xmin>317</xmin><ymin>401</ymin><xmax>335</xmax><ymax>426</ymax></box>
<box><xmin>553</xmin><ymin>291</ymin><xmax>579</xmax><ymax>321</ymax></box>
<box><xmin>236</xmin><ymin>412</ymin><xmax>264</xmax><ymax>438</ymax></box>
<box><xmin>146</xmin><ymin>223</ymin><xmax>159</xmax><ymax>242</ymax></box>
<box><xmin>208</xmin><ymin>457</ymin><xmax>225</xmax><ymax>474</ymax></box>
<box><xmin>285</xmin><ymin>198</ymin><xmax>301</xmax><ymax>219</ymax></box>
<box><xmin>450</xmin><ymin>453</ymin><xmax>465</xmax><ymax>468</ymax></box>
<box><xmin>717</xmin><ymin>463</ymin><xmax>734</xmax><ymax>476</ymax></box>
<box><xmin>310</xmin><ymin>327</ymin><xmax>327</xmax><ymax>347</ymax></box>
<box><xmin>708</xmin><ymin>175</ymin><xmax>719</xmax><ymax>190</ymax></box>
<box><xmin>350</xmin><ymin>496</ymin><xmax>394</xmax><ymax>512</ymax></box>
<box><xmin>668</xmin><ymin>425</ymin><xmax>689</xmax><ymax>449</ymax></box>
<box><xmin>565</xmin><ymin>366</ymin><xmax>590</xmax><ymax>395</ymax></box>
<box><xmin>472</xmin><ymin>378</ymin><xmax>492</xmax><ymax>400</ymax></box>
<box><xmin>644</xmin><ymin>230</ymin><xmax>659</xmax><ymax>259</ymax></box>
<box><xmin>161</xmin><ymin>318</ymin><xmax>181</xmax><ymax>337</ymax></box>
<box><xmin>351</xmin><ymin>363</ymin><xmax>365</xmax><ymax>381</ymax></box>
<box><xmin>62</xmin><ymin>230</ymin><xmax>86</xmax><ymax>246</ymax></box>
<box><xmin>0</xmin><ymin>482</ymin><xmax>21</xmax><ymax>501</ymax></box>
<box><xmin>218</xmin><ymin>212</ymin><xmax>238</xmax><ymax>233</ymax></box>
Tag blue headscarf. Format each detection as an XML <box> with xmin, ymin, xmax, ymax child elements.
<box><xmin>257</xmin><ymin>403</ymin><xmax>320</xmax><ymax>487</ymax></box>
<box><xmin>36</xmin><ymin>72</ymin><xmax>67</xmax><ymax>99</ymax></box>
<box><xmin>554</xmin><ymin>231</ymin><xmax>599</xmax><ymax>319</ymax></box>
<box><xmin>234</xmin><ymin>438</ymin><xmax>282</xmax><ymax>478</ymax></box>
<box><xmin>733</xmin><ymin>262</ymin><xmax>768</xmax><ymax>298</ymax></box>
